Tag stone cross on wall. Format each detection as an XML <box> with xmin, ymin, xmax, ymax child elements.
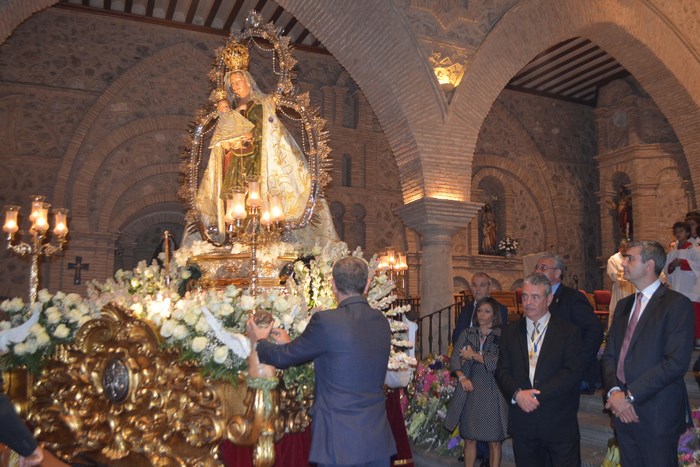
<box><xmin>68</xmin><ymin>256</ymin><xmax>89</xmax><ymax>285</ymax></box>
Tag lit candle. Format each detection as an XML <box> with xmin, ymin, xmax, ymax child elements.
<box><xmin>398</xmin><ymin>254</ymin><xmax>408</xmax><ymax>271</ymax></box>
<box><xmin>33</xmin><ymin>203</ymin><xmax>50</xmax><ymax>232</ymax></box>
<box><xmin>387</xmin><ymin>249</ymin><xmax>396</xmax><ymax>267</ymax></box>
<box><xmin>260</xmin><ymin>199</ymin><xmax>272</xmax><ymax>226</ymax></box>
<box><xmin>270</xmin><ymin>194</ymin><xmax>284</xmax><ymax>222</ymax></box>
<box><xmin>232</xmin><ymin>191</ymin><xmax>247</xmax><ymax>220</ymax></box>
<box><xmin>3</xmin><ymin>206</ymin><xmax>20</xmax><ymax>234</ymax></box>
<box><xmin>29</xmin><ymin>195</ymin><xmax>46</xmax><ymax>223</ymax></box>
<box><xmin>246</xmin><ymin>181</ymin><xmax>261</xmax><ymax>208</ymax></box>
<box><xmin>53</xmin><ymin>208</ymin><xmax>69</xmax><ymax>237</ymax></box>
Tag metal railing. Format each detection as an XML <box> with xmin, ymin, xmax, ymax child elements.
<box><xmin>415</xmin><ymin>297</ymin><xmax>468</xmax><ymax>359</ymax></box>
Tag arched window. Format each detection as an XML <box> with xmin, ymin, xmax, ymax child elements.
<box><xmin>343</xmin><ymin>89</ymin><xmax>359</xmax><ymax>129</ymax></box>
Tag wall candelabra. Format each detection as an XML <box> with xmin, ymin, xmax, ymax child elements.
<box><xmin>3</xmin><ymin>195</ymin><xmax>69</xmax><ymax>303</ymax></box>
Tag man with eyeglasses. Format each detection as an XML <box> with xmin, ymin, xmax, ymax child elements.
<box><xmin>452</xmin><ymin>272</ymin><xmax>508</xmax><ymax>345</ymax></box>
<box><xmin>496</xmin><ymin>274</ymin><xmax>582</xmax><ymax>467</ymax></box>
<box><xmin>534</xmin><ymin>253</ymin><xmax>603</xmax><ymax>395</ymax></box>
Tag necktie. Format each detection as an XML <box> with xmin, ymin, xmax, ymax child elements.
<box><xmin>529</xmin><ymin>321</ymin><xmax>540</xmax><ymax>385</ymax></box>
<box><xmin>616</xmin><ymin>292</ymin><xmax>643</xmax><ymax>384</ymax></box>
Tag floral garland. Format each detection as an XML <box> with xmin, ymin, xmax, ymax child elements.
<box><xmin>0</xmin><ymin>241</ymin><xmax>416</xmax><ymax>393</ymax></box>
<box><xmin>404</xmin><ymin>354</ymin><xmax>462</xmax><ymax>456</ymax></box>
<box><xmin>498</xmin><ymin>236</ymin><xmax>519</xmax><ymax>256</ymax></box>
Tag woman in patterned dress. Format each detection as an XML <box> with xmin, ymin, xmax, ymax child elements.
<box><xmin>444</xmin><ymin>297</ymin><xmax>508</xmax><ymax>467</ymax></box>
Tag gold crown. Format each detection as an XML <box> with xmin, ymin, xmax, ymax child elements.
<box><xmin>221</xmin><ymin>40</ymin><xmax>249</xmax><ymax>72</ymax></box>
<box><xmin>209</xmin><ymin>88</ymin><xmax>228</xmax><ymax>103</ymax></box>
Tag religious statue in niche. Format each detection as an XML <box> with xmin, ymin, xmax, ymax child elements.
<box><xmin>188</xmin><ymin>38</ymin><xmax>338</xmax><ymax>247</ymax></box>
<box><xmin>480</xmin><ymin>203</ymin><xmax>498</xmax><ymax>255</ymax></box>
<box><xmin>613</xmin><ymin>185</ymin><xmax>633</xmax><ymax>240</ymax></box>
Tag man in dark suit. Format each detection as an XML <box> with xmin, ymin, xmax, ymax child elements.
<box><xmin>0</xmin><ymin>392</ymin><xmax>43</xmax><ymax>466</ymax></box>
<box><xmin>452</xmin><ymin>272</ymin><xmax>508</xmax><ymax>345</ymax></box>
<box><xmin>535</xmin><ymin>253</ymin><xmax>603</xmax><ymax>394</ymax></box>
<box><xmin>601</xmin><ymin>240</ymin><xmax>694</xmax><ymax>466</ymax></box>
<box><xmin>247</xmin><ymin>256</ymin><xmax>396</xmax><ymax>467</ymax></box>
<box><xmin>496</xmin><ymin>274</ymin><xmax>582</xmax><ymax>467</ymax></box>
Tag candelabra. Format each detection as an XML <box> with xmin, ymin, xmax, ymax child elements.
<box><xmin>224</xmin><ymin>180</ymin><xmax>285</xmax><ymax>297</ymax></box>
<box><xmin>377</xmin><ymin>249</ymin><xmax>408</xmax><ymax>296</ymax></box>
<box><xmin>3</xmin><ymin>195</ymin><xmax>69</xmax><ymax>303</ymax></box>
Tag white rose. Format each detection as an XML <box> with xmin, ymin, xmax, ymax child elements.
<box><xmin>281</xmin><ymin>313</ymin><xmax>294</xmax><ymax>325</ymax></box>
<box><xmin>191</xmin><ymin>336</ymin><xmax>208</xmax><ymax>353</ymax></box>
<box><xmin>219</xmin><ymin>303</ymin><xmax>234</xmax><ymax>316</ymax></box>
<box><xmin>195</xmin><ymin>317</ymin><xmax>210</xmax><ymax>333</ymax></box>
<box><xmin>24</xmin><ymin>340</ymin><xmax>37</xmax><ymax>354</ymax></box>
<box><xmin>377</xmin><ymin>275</ymin><xmax>388</xmax><ymax>285</ymax></box>
<box><xmin>181</xmin><ymin>269</ymin><xmax>192</xmax><ymax>279</ymax></box>
<box><xmin>64</xmin><ymin>293</ymin><xmax>82</xmax><ymax>308</ymax></box>
<box><xmin>295</xmin><ymin>318</ymin><xmax>309</xmax><ymax>334</ymax></box>
<box><xmin>35</xmin><ymin>331</ymin><xmax>51</xmax><ymax>347</ymax></box>
<box><xmin>172</xmin><ymin>324</ymin><xmax>188</xmax><ymax>340</ymax></box>
<box><xmin>213</xmin><ymin>346</ymin><xmax>229</xmax><ymax>364</ymax></box>
<box><xmin>53</xmin><ymin>291</ymin><xmax>65</xmax><ymax>301</ymax></box>
<box><xmin>77</xmin><ymin>303</ymin><xmax>90</xmax><ymax>315</ymax></box>
<box><xmin>45</xmin><ymin>307</ymin><xmax>61</xmax><ymax>324</ymax></box>
<box><xmin>78</xmin><ymin>316</ymin><xmax>91</xmax><ymax>327</ymax></box>
<box><xmin>67</xmin><ymin>309</ymin><xmax>82</xmax><ymax>323</ymax></box>
<box><xmin>240</xmin><ymin>295</ymin><xmax>256</xmax><ymax>311</ymax></box>
<box><xmin>13</xmin><ymin>342</ymin><xmax>27</xmax><ymax>355</ymax></box>
<box><xmin>29</xmin><ymin>323</ymin><xmax>45</xmax><ymax>336</ymax></box>
<box><xmin>160</xmin><ymin>319</ymin><xmax>177</xmax><ymax>338</ymax></box>
<box><xmin>2</xmin><ymin>297</ymin><xmax>24</xmax><ymax>313</ymax></box>
<box><xmin>0</xmin><ymin>321</ymin><xmax>10</xmax><ymax>331</ymax></box>
<box><xmin>273</xmin><ymin>297</ymin><xmax>289</xmax><ymax>313</ymax></box>
<box><xmin>37</xmin><ymin>289</ymin><xmax>52</xmax><ymax>303</ymax></box>
<box><xmin>184</xmin><ymin>310</ymin><xmax>199</xmax><ymax>326</ymax></box>
<box><xmin>53</xmin><ymin>324</ymin><xmax>70</xmax><ymax>339</ymax></box>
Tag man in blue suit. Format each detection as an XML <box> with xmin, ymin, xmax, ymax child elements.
<box><xmin>247</xmin><ymin>256</ymin><xmax>397</xmax><ymax>467</ymax></box>
<box><xmin>602</xmin><ymin>240</ymin><xmax>694</xmax><ymax>466</ymax></box>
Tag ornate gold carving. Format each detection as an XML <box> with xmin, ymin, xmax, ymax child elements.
<box><xmin>220</xmin><ymin>40</ymin><xmax>250</xmax><ymax>72</ymax></box>
<box><xmin>24</xmin><ymin>304</ymin><xmax>285</xmax><ymax>466</ymax></box>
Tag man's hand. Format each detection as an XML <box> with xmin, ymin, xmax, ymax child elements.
<box><xmin>516</xmin><ymin>389</ymin><xmax>541</xmax><ymax>413</ymax></box>
<box><xmin>605</xmin><ymin>391</ymin><xmax>640</xmax><ymax>424</ymax></box>
<box><xmin>246</xmin><ymin>316</ymin><xmax>272</xmax><ymax>346</ymax></box>
<box><xmin>270</xmin><ymin>328</ymin><xmax>291</xmax><ymax>344</ymax></box>
<box><xmin>19</xmin><ymin>446</ymin><xmax>43</xmax><ymax>467</ymax></box>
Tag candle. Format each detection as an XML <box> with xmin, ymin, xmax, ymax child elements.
<box><xmin>260</xmin><ymin>199</ymin><xmax>272</xmax><ymax>226</ymax></box>
<box><xmin>270</xmin><ymin>194</ymin><xmax>284</xmax><ymax>222</ymax></box>
<box><xmin>3</xmin><ymin>206</ymin><xmax>19</xmax><ymax>234</ymax></box>
<box><xmin>231</xmin><ymin>191</ymin><xmax>247</xmax><ymax>220</ymax></box>
<box><xmin>53</xmin><ymin>208</ymin><xmax>69</xmax><ymax>236</ymax></box>
<box><xmin>33</xmin><ymin>203</ymin><xmax>50</xmax><ymax>232</ymax></box>
<box><xmin>246</xmin><ymin>181</ymin><xmax>261</xmax><ymax>208</ymax></box>
<box><xmin>29</xmin><ymin>195</ymin><xmax>46</xmax><ymax>223</ymax></box>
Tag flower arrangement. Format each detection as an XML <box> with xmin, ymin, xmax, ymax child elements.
<box><xmin>498</xmin><ymin>236</ymin><xmax>519</xmax><ymax>256</ymax></box>
<box><xmin>0</xmin><ymin>290</ymin><xmax>98</xmax><ymax>375</ymax></box>
<box><xmin>404</xmin><ymin>354</ymin><xmax>462</xmax><ymax>456</ymax></box>
<box><xmin>0</xmin><ymin>240</ymin><xmax>415</xmax><ymax>393</ymax></box>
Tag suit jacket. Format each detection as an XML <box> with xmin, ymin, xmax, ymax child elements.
<box><xmin>0</xmin><ymin>393</ymin><xmax>37</xmax><ymax>457</ymax></box>
<box><xmin>452</xmin><ymin>298</ymin><xmax>508</xmax><ymax>345</ymax></box>
<box><xmin>256</xmin><ymin>295</ymin><xmax>396</xmax><ymax>464</ymax></box>
<box><xmin>495</xmin><ymin>315</ymin><xmax>582</xmax><ymax>443</ymax></box>
<box><xmin>549</xmin><ymin>284</ymin><xmax>603</xmax><ymax>381</ymax></box>
<box><xmin>601</xmin><ymin>285</ymin><xmax>694</xmax><ymax>437</ymax></box>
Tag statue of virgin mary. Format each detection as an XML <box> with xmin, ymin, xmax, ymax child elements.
<box><xmin>192</xmin><ymin>41</ymin><xmax>338</xmax><ymax>248</ymax></box>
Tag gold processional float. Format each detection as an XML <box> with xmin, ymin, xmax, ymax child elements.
<box><xmin>1</xmin><ymin>10</ymin><xmax>414</xmax><ymax>467</ymax></box>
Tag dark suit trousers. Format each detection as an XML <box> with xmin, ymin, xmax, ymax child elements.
<box><xmin>316</xmin><ymin>458</ymin><xmax>390</xmax><ymax>467</ymax></box>
<box><xmin>614</xmin><ymin>418</ymin><xmax>679</xmax><ymax>467</ymax></box>
<box><xmin>512</xmin><ymin>435</ymin><xmax>580</xmax><ymax>467</ymax></box>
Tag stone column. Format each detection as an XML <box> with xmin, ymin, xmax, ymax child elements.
<box><xmin>398</xmin><ymin>198</ymin><xmax>482</xmax><ymax>355</ymax></box>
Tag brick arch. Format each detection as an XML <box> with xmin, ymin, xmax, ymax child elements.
<box><xmin>277</xmin><ymin>0</ymin><xmax>449</xmax><ymax>204</ymax></box>
<box><xmin>109</xmin><ymin>194</ymin><xmax>179</xmax><ymax>233</ymax></box>
<box><xmin>451</xmin><ymin>0</ymin><xmax>700</xmax><ymax>203</ymax></box>
<box><xmin>66</xmin><ymin>116</ymin><xmax>190</xmax><ymax>231</ymax></box>
<box><xmin>100</xmin><ymin>163</ymin><xmax>181</xmax><ymax>232</ymax></box>
<box><xmin>472</xmin><ymin>164</ymin><xmax>555</xmax><ymax>252</ymax></box>
<box><xmin>116</xmin><ymin>206</ymin><xmax>185</xmax><ymax>247</ymax></box>
<box><xmin>52</xmin><ymin>42</ymin><xmax>211</xmax><ymax>207</ymax></box>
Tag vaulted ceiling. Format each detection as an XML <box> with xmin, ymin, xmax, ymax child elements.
<box><xmin>58</xmin><ymin>1</ymin><xmax>629</xmax><ymax>106</ymax></box>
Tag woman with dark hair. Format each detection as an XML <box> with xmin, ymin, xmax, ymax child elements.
<box><xmin>444</xmin><ymin>296</ymin><xmax>508</xmax><ymax>467</ymax></box>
